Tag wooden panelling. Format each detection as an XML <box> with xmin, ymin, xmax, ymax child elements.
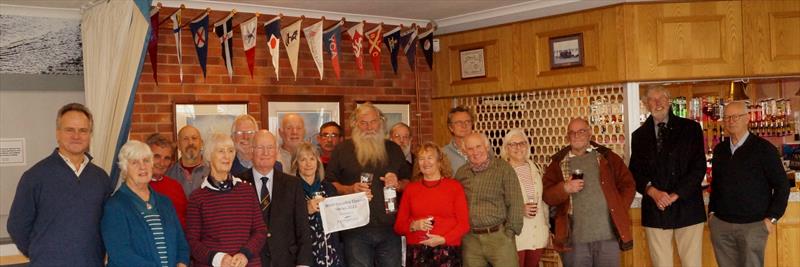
<box><xmin>623</xmin><ymin>1</ymin><xmax>744</xmax><ymax>80</ymax></box>
<box><xmin>431</xmin><ymin>98</ymin><xmax>453</xmax><ymax>146</ymax></box>
<box><xmin>514</xmin><ymin>5</ymin><xmax>627</xmax><ymax>90</ymax></box>
<box><xmin>776</xmin><ymin>201</ymin><xmax>800</xmax><ymax>266</ymax></box>
<box><xmin>433</xmin><ymin>25</ymin><xmax>514</xmax><ymax>97</ymax></box>
<box><xmin>742</xmin><ymin>0</ymin><xmax>800</xmax><ymax>75</ymax></box>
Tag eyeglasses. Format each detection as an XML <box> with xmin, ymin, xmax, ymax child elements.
<box><xmin>723</xmin><ymin>113</ymin><xmax>748</xmax><ymax>122</ymax></box>
<box><xmin>357</xmin><ymin>119</ymin><xmax>382</xmax><ymax>127</ymax></box>
<box><xmin>253</xmin><ymin>145</ymin><xmax>276</xmax><ymax>153</ymax></box>
<box><xmin>233</xmin><ymin>130</ymin><xmax>256</xmax><ymax>136</ymax></box>
<box><xmin>392</xmin><ymin>134</ymin><xmax>411</xmax><ymax>141</ymax></box>
<box><xmin>319</xmin><ymin>133</ymin><xmax>340</xmax><ymax>139</ymax></box>
<box><xmin>451</xmin><ymin>120</ymin><xmax>473</xmax><ymax>127</ymax></box>
<box><xmin>506</xmin><ymin>141</ymin><xmax>527</xmax><ymax>149</ymax></box>
<box><xmin>568</xmin><ymin>129</ymin><xmax>590</xmax><ymax>137</ymax></box>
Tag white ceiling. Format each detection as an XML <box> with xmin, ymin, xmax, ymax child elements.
<box><xmin>0</xmin><ymin>0</ymin><xmax>651</xmax><ymax>34</ymax></box>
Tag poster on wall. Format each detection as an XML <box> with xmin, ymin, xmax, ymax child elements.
<box><xmin>0</xmin><ymin>138</ymin><xmax>26</xmax><ymax>166</ymax></box>
<box><xmin>174</xmin><ymin>103</ymin><xmax>249</xmax><ymax>146</ymax></box>
<box><xmin>0</xmin><ymin>14</ymin><xmax>83</xmax><ymax>75</ymax></box>
<box><xmin>267</xmin><ymin>100</ymin><xmax>341</xmax><ymax>147</ymax></box>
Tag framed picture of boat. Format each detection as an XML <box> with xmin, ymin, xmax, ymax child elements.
<box><xmin>549</xmin><ymin>33</ymin><xmax>583</xmax><ymax>69</ymax></box>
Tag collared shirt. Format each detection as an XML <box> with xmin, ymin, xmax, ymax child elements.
<box><xmin>654</xmin><ymin>116</ymin><xmax>669</xmax><ymax>138</ymax></box>
<box><xmin>730</xmin><ymin>131</ymin><xmax>750</xmax><ymax>155</ymax></box>
<box><xmin>58</xmin><ymin>151</ymin><xmax>89</xmax><ymax>177</ymax></box>
<box><xmin>252</xmin><ymin>168</ymin><xmax>274</xmax><ymax>200</ymax></box>
<box><xmin>444</xmin><ymin>140</ymin><xmax>468</xmax><ymax>172</ymax></box>
<box><xmin>455</xmin><ymin>157</ymin><xmax>524</xmax><ymax>234</ymax></box>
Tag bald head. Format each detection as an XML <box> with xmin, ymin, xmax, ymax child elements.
<box><xmin>279</xmin><ymin>113</ymin><xmax>306</xmax><ymax>152</ymax></box>
<box><xmin>252</xmin><ymin>130</ymin><xmax>278</xmax><ymax>173</ymax></box>
<box><xmin>723</xmin><ymin>101</ymin><xmax>750</xmax><ymax>139</ymax></box>
<box><xmin>463</xmin><ymin>133</ymin><xmax>491</xmax><ymax>166</ymax></box>
<box><xmin>567</xmin><ymin>118</ymin><xmax>592</xmax><ymax>154</ymax></box>
<box><xmin>177</xmin><ymin>125</ymin><xmax>203</xmax><ymax>163</ymax></box>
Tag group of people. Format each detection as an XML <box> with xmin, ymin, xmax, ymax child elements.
<box><xmin>7</xmin><ymin>91</ymin><xmax>790</xmax><ymax>267</ymax></box>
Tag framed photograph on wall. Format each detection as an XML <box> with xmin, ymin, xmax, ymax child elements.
<box><xmin>262</xmin><ymin>95</ymin><xmax>342</xmax><ymax>146</ymax></box>
<box><xmin>459</xmin><ymin>48</ymin><xmax>486</xmax><ymax>79</ymax></box>
<box><xmin>357</xmin><ymin>101</ymin><xmax>411</xmax><ymax>131</ymax></box>
<box><xmin>174</xmin><ymin>102</ymin><xmax>249</xmax><ymax>142</ymax></box>
<box><xmin>549</xmin><ymin>33</ymin><xmax>584</xmax><ymax>69</ymax></box>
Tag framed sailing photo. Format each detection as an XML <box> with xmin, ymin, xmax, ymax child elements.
<box><xmin>549</xmin><ymin>33</ymin><xmax>584</xmax><ymax>69</ymax></box>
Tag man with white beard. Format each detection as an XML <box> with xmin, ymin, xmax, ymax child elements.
<box><xmin>166</xmin><ymin>125</ymin><xmax>209</xmax><ymax>196</ymax></box>
<box><xmin>326</xmin><ymin>102</ymin><xmax>411</xmax><ymax>267</ymax></box>
<box><xmin>389</xmin><ymin>122</ymin><xmax>413</xmax><ymax>164</ymax></box>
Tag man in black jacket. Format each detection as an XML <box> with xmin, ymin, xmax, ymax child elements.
<box><xmin>238</xmin><ymin>130</ymin><xmax>312</xmax><ymax>267</ymax></box>
<box><xmin>709</xmin><ymin>101</ymin><xmax>789</xmax><ymax>267</ymax></box>
<box><xmin>629</xmin><ymin>87</ymin><xmax>706</xmax><ymax>267</ymax></box>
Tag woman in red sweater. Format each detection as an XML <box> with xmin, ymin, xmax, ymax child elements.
<box><xmin>186</xmin><ymin>133</ymin><xmax>266</xmax><ymax>267</ymax></box>
<box><xmin>394</xmin><ymin>142</ymin><xmax>470</xmax><ymax>266</ymax></box>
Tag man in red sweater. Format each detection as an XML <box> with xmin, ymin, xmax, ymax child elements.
<box><xmin>146</xmin><ymin>133</ymin><xmax>188</xmax><ymax>228</ymax></box>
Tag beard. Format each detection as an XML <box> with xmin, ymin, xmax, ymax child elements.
<box><xmin>351</xmin><ymin>126</ymin><xmax>388</xmax><ymax>168</ymax></box>
<box><xmin>401</xmin><ymin>144</ymin><xmax>411</xmax><ymax>158</ymax></box>
<box><xmin>183</xmin><ymin>145</ymin><xmax>199</xmax><ymax>160</ymax></box>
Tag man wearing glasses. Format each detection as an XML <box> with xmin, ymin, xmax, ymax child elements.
<box><xmin>629</xmin><ymin>86</ymin><xmax>707</xmax><ymax>267</ymax></box>
<box><xmin>231</xmin><ymin>114</ymin><xmax>259</xmax><ymax>175</ymax></box>
<box><xmin>542</xmin><ymin>118</ymin><xmax>635</xmax><ymax>267</ymax></box>
<box><xmin>316</xmin><ymin>121</ymin><xmax>344</xmax><ymax>167</ymax></box>
<box><xmin>444</xmin><ymin>106</ymin><xmax>474</xmax><ymax>171</ymax></box>
<box><xmin>389</xmin><ymin>122</ymin><xmax>413</xmax><ymax>164</ymax></box>
<box><xmin>708</xmin><ymin>101</ymin><xmax>789</xmax><ymax>267</ymax></box>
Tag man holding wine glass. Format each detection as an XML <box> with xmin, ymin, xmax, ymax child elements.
<box><xmin>542</xmin><ymin>118</ymin><xmax>636</xmax><ymax>267</ymax></box>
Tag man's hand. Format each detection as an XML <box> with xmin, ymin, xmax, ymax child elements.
<box><xmin>419</xmin><ymin>233</ymin><xmax>445</xmax><ymax>247</ymax></box>
<box><xmin>564</xmin><ymin>179</ymin><xmax>584</xmax><ymax>194</ymax></box>
<box><xmin>381</xmin><ymin>172</ymin><xmax>399</xmax><ymax>188</ymax></box>
<box><xmin>763</xmin><ymin>218</ymin><xmax>776</xmax><ymax>235</ymax></box>
<box><xmin>307</xmin><ymin>197</ymin><xmax>324</xmax><ymax>214</ymax></box>
<box><xmin>646</xmin><ymin>186</ymin><xmax>674</xmax><ymax>211</ymax></box>
<box><xmin>351</xmin><ymin>183</ymin><xmax>373</xmax><ymax>201</ymax></box>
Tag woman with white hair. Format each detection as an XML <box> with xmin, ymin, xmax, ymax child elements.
<box><xmin>290</xmin><ymin>142</ymin><xmax>344</xmax><ymax>267</ymax></box>
<box><xmin>186</xmin><ymin>133</ymin><xmax>266</xmax><ymax>267</ymax></box>
<box><xmin>101</xmin><ymin>140</ymin><xmax>190</xmax><ymax>267</ymax></box>
<box><xmin>500</xmin><ymin>129</ymin><xmax>550</xmax><ymax>267</ymax></box>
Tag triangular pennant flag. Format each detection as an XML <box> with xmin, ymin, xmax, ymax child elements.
<box><xmin>365</xmin><ymin>25</ymin><xmax>382</xmax><ymax>76</ymax></box>
<box><xmin>281</xmin><ymin>18</ymin><xmax>303</xmax><ymax>80</ymax></box>
<box><xmin>148</xmin><ymin>7</ymin><xmax>160</xmax><ymax>84</ymax></box>
<box><xmin>345</xmin><ymin>22</ymin><xmax>365</xmax><ymax>74</ymax></box>
<box><xmin>303</xmin><ymin>20</ymin><xmax>324</xmax><ymax>80</ymax></box>
<box><xmin>189</xmin><ymin>12</ymin><xmax>209</xmax><ymax>78</ymax></box>
<box><xmin>323</xmin><ymin>21</ymin><xmax>343</xmax><ymax>80</ymax></box>
<box><xmin>419</xmin><ymin>28</ymin><xmax>434</xmax><ymax>69</ymax></box>
<box><xmin>263</xmin><ymin>17</ymin><xmax>281</xmax><ymax>80</ymax></box>
<box><xmin>214</xmin><ymin>13</ymin><xmax>235</xmax><ymax>81</ymax></box>
<box><xmin>383</xmin><ymin>26</ymin><xmax>401</xmax><ymax>74</ymax></box>
<box><xmin>170</xmin><ymin>9</ymin><xmax>183</xmax><ymax>83</ymax></box>
<box><xmin>399</xmin><ymin>27</ymin><xmax>418</xmax><ymax>71</ymax></box>
<box><xmin>240</xmin><ymin>16</ymin><xmax>258</xmax><ymax>78</ymax></box>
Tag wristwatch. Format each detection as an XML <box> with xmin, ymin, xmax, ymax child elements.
<box><xmin>769</xmin><ymin>218</ymin><xmax>778</xmax><ymax>225</ymax></box>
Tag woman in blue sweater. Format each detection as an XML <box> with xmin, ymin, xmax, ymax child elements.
<box><xmin>102</xmin><ymin>140</ymin><xmax>190</xmax><ymax>267</ymax></box>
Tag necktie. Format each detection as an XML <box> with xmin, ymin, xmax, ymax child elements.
<box><xmin>657</xmin><ymin>122</ymin><xmax>667</xmax><ymax>153</ymax></box>
<box><xmin>260</xmin><ymin>177</ymin><xmax>271</xmax><ymax>210</ymax></box>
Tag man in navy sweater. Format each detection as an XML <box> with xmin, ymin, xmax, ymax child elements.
<box><xmin>7</xmin><ymin>103</ymin><xmax>113</xmax><ymax>266</ymax></box>
<box><xmin>709</xmin><ymin>101</ymin><xmax>790</xmax><ymax>267</ymax></box>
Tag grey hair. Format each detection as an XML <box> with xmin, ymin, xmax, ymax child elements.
<box><xmin>230</xmin><ymin>114</ymin><xmax>259</xmax><ymax>135</ymax></box>
<box><xmin>645</xmin><ymin>86</ymin><xmax>671</xmax><ymax>100</ymax></box>
<box><xmin>202</xmin><ymin>132</ymin><xmax>235</xmax><ymax>163</ymax></box>
<box><xmin>349</xmin><ymin>102</ymin><xmax>385</xmax><ymax>130</ymax></box>
<box><xmin>290</xmin><ymin>142</ymin><xmax>325</xmax><ymax>179</ymax></box>
<box><xmin>117</xmin><ymin>140</ymin><xmax>153</xmax><ymax>181</ymax></box>
<box><xmin>499</xmin><ymin>129</ymin><xmax>530</xmax><ymax>162</ymax></box>
<box><xmin>388</xmin><ymin>122</ymin><xmax>410</xmax><ymax>138</ymax></box>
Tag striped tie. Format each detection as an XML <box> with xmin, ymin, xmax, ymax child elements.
<box><xmin>260</xmin><ymin>177</ymin><xmax>271</xmax><ymax>210</ymax></box>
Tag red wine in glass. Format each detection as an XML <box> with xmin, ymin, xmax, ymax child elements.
<box><xmin>572</xmin><ymin>169</ymin><xmax>584</xmax><ymax>180</ymax></box>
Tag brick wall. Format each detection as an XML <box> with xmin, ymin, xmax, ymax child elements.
<box><xmin>130</xmin><ymin>9</ymin><xmax>433</xmax><ymax>145</ymax></box>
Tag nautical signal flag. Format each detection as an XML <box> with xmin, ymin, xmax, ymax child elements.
<box><xmin>264</xmin><ymin>16</ymin><xmax>281</xmax><ymax>80</ymax></box>
<box><xmin>148</xmin><ymin>6</ymin><xmax>160</xmax><ymax>84</ymax></box>
<box><xmin>383</xmin><ymin>26</ymin><xmax>401</xmax><ymax>74</ymax></box>
<box><xmin>282</xmin><ymin>18</ymin><xmax>302</xmax><ymax>80</ymax></box>
<box><xmin>169</xmin><ymin>8</ymin><xmax>183</xmax><ymax>83</ymax></box>
<box><xmin>323</xmin><ymin>21</ymin><xmax>343</xmax><ymax>80</ymax></box>
<box><xmin>303</xmin><ymin>20</ymin><xmax>324</xmax><ymax>80</ymax></box>
<box><xmin>346</xmin><ymin>22</ymin><xmax>365</xmax><ymax>74</ymax></box>
<box><xmin>365</xmin><ymin>24</ymin><xmax>382</xmax><ymax>76</ymax></box>
<box><xmin>240</xmin><ymin>16</ymin><xmax>258</xmax><ymax>78</ymax></box>
<box><xmin>189</xmin><ymin>12</ymin><xmax>209</xmax><ymax>78</ymax></box>
<box><xmin>214</xmin><ymin>13</ymin><xmax>235</xmax><ymax>81</ymax></box>
<box><xmin>399</xmin><ymin>27</ymin><xmax>418</xmax><ymax>71</ymax></box>
<box><xmin>419</xmin><ymin>28</ymin><xmax>434</xmax><ymax>69</ymax></box>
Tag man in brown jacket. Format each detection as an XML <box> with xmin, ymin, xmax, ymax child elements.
<box><xmin>543</xmin><ymin>118</ymin><xmax>636</xmax><ymax>267</ymax></box>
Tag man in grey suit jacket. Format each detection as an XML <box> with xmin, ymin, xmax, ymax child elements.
<box><xmin>237</xmin><ymin>130</ymin><xmax>312</xmax><ymax>267</ymax></box>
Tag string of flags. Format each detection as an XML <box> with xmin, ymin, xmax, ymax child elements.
<box><xmin>147</xmin><ymin>3</ymin><xmax>435</xmax><ymax>84</ymax></box>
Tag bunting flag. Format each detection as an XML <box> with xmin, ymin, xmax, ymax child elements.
<box><xmin>303</xmin><ymin>20</ymin><xmax>324</xmax><ymax>80</ymax></box>
<box><xmin>323</xmin><ymin>21</ymin><xmax>343</xmax><ymax>80</ymax></box>
<box><xmin>214</xmin><ymin>13</ymin><xmax>235</xmax><ymax>80</ymax></box>
<box><xmin>345</xmin><ymin>22</ymin><xmax>365</xmax><ymax>74</ymax></box>
<box><xmin>365</xmin><ymin>25</ymin><xmax>382</xmax><ymax>76</ymax></box>
<box><xmin>419</xmin><ymin>28</ymin><xmax>434</xmax><ymax>69</ymax></box>
<box><xmin>399</xmin><ymin>27</ymin><xmax>418</xmax><ymax>71</ymax></box>
<box><xmin>282</xmin><ymin>18</ymin><xmax>303</xmax><ymax>80</ymax></box>
<box><xmin>263</xmin><ymin>17</ymin><xmax>281</xmax><ymax>80</ymax></box>
<box><xmin>240</xmin><ymin>16</ymin><xmax>258</xmax><ymax>78</ymax></box>
<box><xmin>189</xmin><ymin>12</ymin><xmax>209</xmax><ymax>78</ymax></box>
<box><xmin>382</xmin><ymin>26</ymin><xmax>401</xmax><ymax>74</ymax></box>
<box><xmin>148</xmin><ymin>7</ymin><xmax>160</xmax><ymax>84</ymax></box>
<box><xmin>169</xmin><ymin>9</ymin><xmax>183</xmax><ymax>83</ymax></box>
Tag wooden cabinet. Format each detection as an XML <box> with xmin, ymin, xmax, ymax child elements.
<box><xmin>742</xmin><ymin>0</ymin><xmax>800</xmax><ymax>76</ymax></box>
